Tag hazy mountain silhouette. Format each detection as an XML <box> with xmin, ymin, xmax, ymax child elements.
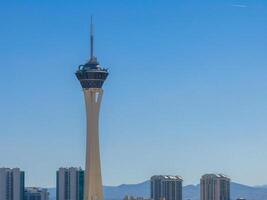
<box><xmin>48</xmin><ymin>180</ymin><xmax>267</xmax><ymax>200</ymax></box>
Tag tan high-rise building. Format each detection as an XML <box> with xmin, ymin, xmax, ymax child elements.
<box><xmin>75</xmin><ymin>17</ymin><xmax>109</xmax><ymax>200</ymax></box>
<box><xmin>200</xmin><ymin>174</ymin><xmax>230</xmax><ymax>200</ymax></box>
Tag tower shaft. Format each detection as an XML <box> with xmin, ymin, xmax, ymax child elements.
<box><xmin>84</xmin><ymin>88</ymin><xmax>104</xmax><ymax>200</ymax></box>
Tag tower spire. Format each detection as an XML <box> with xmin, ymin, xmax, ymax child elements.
<box><xmin>90</xmin><ymin>16</ymin><xmax>94</xmax><ymax>59</ymax></box>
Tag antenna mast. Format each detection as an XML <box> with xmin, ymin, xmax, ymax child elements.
<box><xmin>90</xmin><ymin>16</ymin><xmax>94</xmax><ymax>59</ymax></box>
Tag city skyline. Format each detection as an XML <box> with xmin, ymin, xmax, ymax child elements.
<box><xmin>2</xmin><ymin>168</ymin><xmax>265</xmax><ymax>200</ymax></box>
<box><xmin>1</xmin><ymin>0</ymin><xmax>267</xmax><ymax>187</ymax></box>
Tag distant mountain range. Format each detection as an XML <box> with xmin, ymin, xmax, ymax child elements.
<box><xmin>48</xmin><ymin>181</ymin><xmax>267</xmax><ymax>200</ymax></box>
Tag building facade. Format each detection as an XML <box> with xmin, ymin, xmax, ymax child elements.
<box><xmin>24</xmin><ymin>187</ymin><xmax>49</xmax><ymax>200</ymax></box>
<box><xmin>200</xmin><ymin>174</ymin><xmax>230</xmax><ymax>200</ymax></box>
<box><xmin>150</xmin><ymin>175</ymin><xmax>183</xmax><ymax>200</ymax></box>
<box><xmin>0</xmin><ymin>168</ymin><xmax>25</xmax><ymax>200</ymax></box>
<box><xmin>56</xmin><ymin>167</ymin><xmax>84</xmax><ymax>200</ymax></box>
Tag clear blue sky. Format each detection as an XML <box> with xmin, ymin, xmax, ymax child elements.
<box><xmin>0</xmin><ymin>0</ymin><xmax>267</xmax><ymax>187</ymax></box>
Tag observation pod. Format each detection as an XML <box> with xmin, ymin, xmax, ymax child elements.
<box><xmin>75</xmin><ymin>56</ymin><xmax>109</xmax><ymax>89</ymax></box>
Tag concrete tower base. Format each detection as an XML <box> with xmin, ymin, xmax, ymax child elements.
<box><xmin>84</xmin><ymin>88</ymin><xmax>104</xmax><ymax>200</ymax></box>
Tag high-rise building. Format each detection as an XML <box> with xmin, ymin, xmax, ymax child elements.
<box><xmin>0</xmin><ymin>168</ymin><xmax>25</xmax><ymax>200</ymax></box>
<box><xmin>24</xmin><ymin>187</ymin><xmax>49</xmax><ymax>200</ymax></box>
<box><xmin>75</xmin><ymin>17</ymin><xmax>109</xmax><ymax>200</ymax></box>
<box><xmin>200</xmin><ymin>174</ymin><xmax>230</xmax><ymax>200</ymax></box>
<box><xmin>56</xmin><ymin>167</ymin><xmax>84</xmax><ymax>200</ymax></box>
<box><xmin>150</xmin><ymin>175</ymin><xmax>183</xmax><ymax>200</ymax></box>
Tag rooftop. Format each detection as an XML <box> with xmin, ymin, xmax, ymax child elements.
<box><xmin>151</xmin><ymin>175</ymin><xmax>183</xmax><ymax>181</ymax></box>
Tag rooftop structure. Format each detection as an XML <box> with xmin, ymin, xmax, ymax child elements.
<box><xmin>151</xmin><ymin>175</ymin><xmax>183</xmax><ymax>181</ymax></box>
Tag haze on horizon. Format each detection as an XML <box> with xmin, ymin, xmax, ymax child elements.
<box><xmin>0</xmin><ymin>0</ymin><xmax>267</xmax><ymax>187</ymax></box>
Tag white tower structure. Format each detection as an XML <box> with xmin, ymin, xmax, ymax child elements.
<box><xmin>75</xmin><ymin>17</ymin><xmax>109</xmax><ymax>200</ymax></box>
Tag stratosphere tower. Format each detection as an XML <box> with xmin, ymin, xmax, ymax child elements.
<box><xmin>75</xmin><ymin>18</ymin><xmax>109</xmax><ymax>200</ymax></box>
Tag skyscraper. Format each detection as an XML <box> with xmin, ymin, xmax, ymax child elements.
<box><xmin>56</xmin><ymin>167</ymin><xmax>84</xmax><ymax>200</ymax></box>
<box><xmin>75</xmin><ymin>17</ymin><xmax>109</xmax><ymax>200</ymax></box>
<box><xmin>200</xmin><ymin>174</ymin><xmax>230</xmax><ymax>200</ymax></box>
<box><xmin>24</xmin><ymin>187</ymin><xmax>49</xmax><ymax>200</ymax></box>
<box><xmin>0</xmin><ymin>168</ymin><xmax>25</xmax><ymax>200</ymax></box>
<box><xmin>150</xmin><ymin>175</ymin><xmax>183</xmax><ymax>200</ymax></box>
